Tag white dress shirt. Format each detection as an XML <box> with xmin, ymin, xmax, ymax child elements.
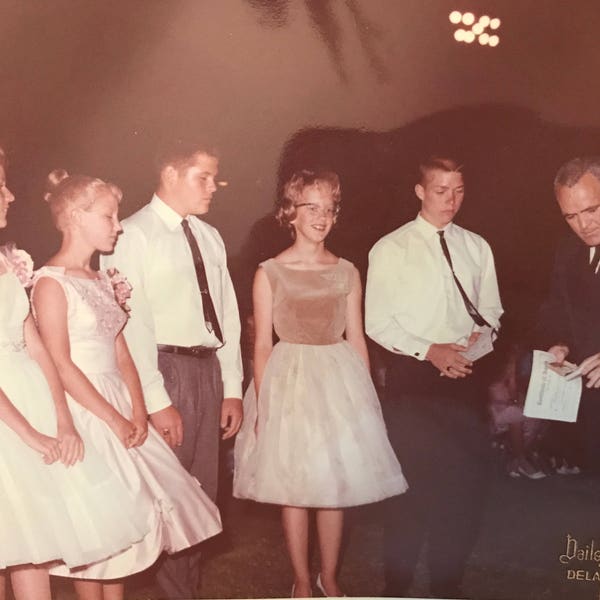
<box><xmin>589</xmin><ymin>246</ymin><xmax>600</xmax><ymax>274</ymax></box>
<box><xmin>365</xmin><ymin>213</ymin><xmax>503</xmax><ymax>360</ymax></box>
<box><xmin>101</xmin><ymin>194</ymin><xmax>243</xmax><ymax>413</ymax></box>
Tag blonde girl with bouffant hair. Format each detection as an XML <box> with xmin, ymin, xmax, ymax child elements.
<box><xmin>0</xmin><ymin>155</ymin><xmax>154</xmax><ymax>600</ymax></box>
<box><xmin>275</xmin><ymin>169</ymin><xmax>341</xmax><ymax>238</ymax></box>
<box><xmin>43</xmin><ymin>169</ymin><xmax>122</xmax><ymax>233</ymax></box>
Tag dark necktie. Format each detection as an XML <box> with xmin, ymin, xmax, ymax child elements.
<box><xmin>437</xmin><ymin>230</ymin><xmax>490</xmax><ymax>328</ymax></box>
<box><xmin>590</xmin><ymin>246</ymin><xmax>600</xmax><ymax>274</ymax></box>
<box><xmin>181</xmin><ymin>219</ymin><xmax>223</xmax><ymax>343</ymax></box>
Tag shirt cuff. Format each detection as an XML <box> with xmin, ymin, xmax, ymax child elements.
<box><xmin>392</xmin><ymin>340</ymin><xmax>431</xmax><ymax>361</ymax></box>
<box><xmin>223</xmin><ymin>379</ymin><xmax>242</xmax><ymax>400</ymax></box>
<box><xmin>143</xmin><ymin>385</ymin><xmax>173</xmax><ymax>414</ymax></box>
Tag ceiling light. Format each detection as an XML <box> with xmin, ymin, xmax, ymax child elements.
<box><xmin>449</xmin><ymin>11</ymin><xmax>462</xmax><ymax>24</ymax></box>
<box><xmin>462</xmin><ymin>12</ymin><xmax>475</xmax><ymax>26</ymax></box>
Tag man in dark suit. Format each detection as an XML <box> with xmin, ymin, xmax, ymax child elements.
<box><xmin>538</xmin><ymin>155</ymin><xmax>600</xmax><ymax>474</ymax></box>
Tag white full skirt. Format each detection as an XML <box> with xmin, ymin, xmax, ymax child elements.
<box><xmin>51</xmin><ymin>369</ymin><xmax>222</xmax><ymax>579</ymax></box>
<box><xmin>0</xmin><ymin>351</ymin><xmax>148</xmax><ymax>570</ymax></box>
<box><xmin>234</xmin><ymin>341</ymin><xmax>408</xmax><ymax>508</ymax></box>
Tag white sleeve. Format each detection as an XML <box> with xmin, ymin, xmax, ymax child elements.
<box><xmin>101</xmin><ymin>225</ymin><xmax>172</xmax><ymax>414</ymax></box>
<box><xmin>474</xmin><ymin>238</ymin><xmax>504</xmax><ymax>331</ymax></box>
<box><xmin>214</xmin><ymin>237</ymin><xmax>243</xmax><ymax>399</ymax></box>
<box><xmin>365</xmin><ymin>240</ymin><xmax>433</xmax><ymax>360</ymax></box>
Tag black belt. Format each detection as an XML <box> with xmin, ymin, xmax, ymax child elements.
<box><xmin>157</xmin><ymin>344</ymin><xmax>216</xmax><ymax>358</ymax></box>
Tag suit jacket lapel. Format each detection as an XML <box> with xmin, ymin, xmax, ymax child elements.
<box><xmin>566</xmin><ymin>241</ymin><xmax>600</xmax><ymax>360</ymax></box>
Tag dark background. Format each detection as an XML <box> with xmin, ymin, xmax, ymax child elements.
<box><xmin>1</xmin><ymin>0</ymin><xmax>600</xmax><ymax>328</ymax></box>
<box><xmin>3</xmin><ymin>4</ymin><xmax>600</xmax><ymax>599</ymax></box>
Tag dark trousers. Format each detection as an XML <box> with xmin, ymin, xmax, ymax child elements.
<box><xmin>580</xmin><ymin>390</ymin><xmax>600</xmax><ymax>474</ymax></box>
<box><xmin>382</xmin><ymin>356</ymin><xmax>491</xmax><ymax>598</ymax></box>
<box><xmin>154</xmin><ymin>351</ymin><xmax>223</xmax><ymax>600</ymax></box>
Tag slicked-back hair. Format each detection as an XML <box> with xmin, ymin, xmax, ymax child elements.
<box><xmin>554</xmin><ymin>156</ymin><xmax>600</xmax><ymax>190</ymax></box>
<box><xmin>417</xmin><ymin>156</ymin><xmax>462</xmax><ymax>185</ymax></box>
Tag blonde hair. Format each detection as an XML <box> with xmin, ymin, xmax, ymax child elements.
<box><xmin>44</xmin><ymin>169</ymin><xmax>122</xmax><ymax>231</ymax></box>
<box><xmin>276</xmin><ymin>170</ymin><xmax>341</xmax><ymax>236</ymax></box>
<box><xmin>418</xmin><ymin>156</ymin><xmax>462</xmax><ymax>185</ymax></box>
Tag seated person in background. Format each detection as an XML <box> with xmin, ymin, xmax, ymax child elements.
<box><xmin>488</xmin><ymin>345</ymin><xmax>547</xmax><ymax>479</ymax></box>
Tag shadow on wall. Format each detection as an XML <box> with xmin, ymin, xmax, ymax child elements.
<box><xmin>232</xmin><ymin>104</ymin><xmax>600</xmax><ymax>333</ymax></box>
<box><xmin>244</xmin><ymin>0</ymin><xmax>390</xmax><ymax>84</ymax></box>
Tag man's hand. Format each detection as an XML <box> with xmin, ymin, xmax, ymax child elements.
<box><xmin>548</xmin><ymin>344</ymin><xmax>570</xmax><ymax>364</ymax></box>
<box><xmin>150</xmin><ymin>405</ymin><xmax>183</xmax><ymax>448</ymax></box>
<box><xmin>578</xmin><ymin>353</ymin><xmax>600</xmax><ymax>388</ymax></box>
<box><xmin>426</xmin><ymin>343</ymin><xmax>473</xmax><ymax>378</ymax></box>
<box><xmin>221</xmin><ymin>397</ymin><xmax>243</xmax><ymax>440</ymax></box>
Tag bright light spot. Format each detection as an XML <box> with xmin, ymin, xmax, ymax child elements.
<box><xmin>462</xmin><ymin>12</ymin><xmax>475</xmax><ymax>26</ymax></box>
<box><xmin>217</xmin><ymin>181</ymin><xmax>228</xmax><ymax>187</ymax></box>
<box><xmin>454</xmin><ymin>29</ymin><xmax>466</xmax><ymax>42</ymax></box>
<box><xmin>450</xmin><ymin>12</ymin><xmax>500</xmax><ymax>46</ymax></box>
<box><xmin>449</xmin><ymin>10</ymin><xmax>462</xmax><ymax>24</ymax></box>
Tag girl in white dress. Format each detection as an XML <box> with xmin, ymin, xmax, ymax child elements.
<box><xmin>234</xmin><ymin>170</ymin><xmax>407</xmax><ymax>597</ymax></box>
<box><xmin>32</xmin><ymin>170</ymin><xmax>222</xmax><ymax>600</ymax></box>
<box><xmin>0</xmin><ymin>150</ymin><xmax>149</xmax><ymax>600</ymax></box>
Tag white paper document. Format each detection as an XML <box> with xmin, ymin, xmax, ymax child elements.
<box><xmin>459</xmin><ymin>326</ymin><xmax>496</xmax><ymax>361</ymax></box>
<box><xmin>523</xmin><ymin>350</ymin><xmax>582</xmax><ymax>422</ymax></box>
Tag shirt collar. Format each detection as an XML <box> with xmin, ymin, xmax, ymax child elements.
<box><xmin>150</xmin><ymin>194</ymin><xmax>187</xmax><ymax>231</ymax></box>
<box><xmin>415</xmin><ymin>212</ymin><xmax>454</xmax><ymax>238</ymax></box>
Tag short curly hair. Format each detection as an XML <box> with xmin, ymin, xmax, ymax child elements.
<box><xmin>276</xmin><ymin>169</ymin><xmax>341</xmax><ymax>235</ymax></box>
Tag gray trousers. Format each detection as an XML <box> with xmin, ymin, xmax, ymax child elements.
<box><xmin>154</xmin><ymin>350</ymin><xmax>223</xmax><ymax>599</ymax></box>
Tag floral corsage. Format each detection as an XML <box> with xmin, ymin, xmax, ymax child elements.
<box><xmin>106</xmin><ymin>267</ymin><xmax>133</xmax><ymax>313</ymax></box>
<box><xmin>0</xmin><ymin>243</ymin><xmax>34</xmax><ymax>288</ymax></box>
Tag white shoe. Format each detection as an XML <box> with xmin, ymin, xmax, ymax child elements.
<box><xmin>316</xmin><ymin>573</ymin><xmax>346</xmax><ymax>597</ymax></box>
<box><xmin>316</xmin><ymin>574</ymin><xmax>327</xmax><ymax>597</ymax></box>
<box><xmin>509</xmin><ymin>458</ymin><xmax>545</xmax><ymax>480</ymax></box>
<box><xmin>556</xmin><ymin>461</ymin><xmax>581</xmax><ymax>475</ymax></box>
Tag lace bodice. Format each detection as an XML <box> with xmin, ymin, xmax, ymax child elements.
<box><xmin>0</xmin><ymin>272</ymin><xmax>29</xmax><ymax>354</ymax></box>
<box><xmin>33</xmin><ymin>267</ymin><xmax>127</xmax><ymax>373</ymax></box>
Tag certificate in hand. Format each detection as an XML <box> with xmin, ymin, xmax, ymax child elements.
<box><xmin>460</xmin><ymin>326</ymin><xmax>496</xmax><ymax>361</ymax></box>
<box><xmin>523</xmin><ymin>350</ymin><xmax>582</xmax><ymax>422</ymax></box>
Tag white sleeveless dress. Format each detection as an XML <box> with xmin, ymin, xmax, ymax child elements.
<box><xmin>33</xmin><ymin>267</ymin><xmax>222</xmax><ymax>579</ymax></box>
<box><xmin>0</xmin><ymin>259</ymin><xmax>148</xmax><ymax>570</ymax></box>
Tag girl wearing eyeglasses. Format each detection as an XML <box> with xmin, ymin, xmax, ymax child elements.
<box><xmin>234</xmin><ymin>169</ymin><xmax>407</xmax><ymax>598</ymax></box>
